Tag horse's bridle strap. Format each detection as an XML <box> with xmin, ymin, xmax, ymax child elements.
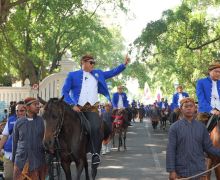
<box><xmin>53</xmin><ymin>109</ymin><xmax>65</xmax><ymax>138</ymax></box>
<box><xmin>112</xmin><ymin>115</ymin><xmax>124</xmax><ymax>120</ymax></box>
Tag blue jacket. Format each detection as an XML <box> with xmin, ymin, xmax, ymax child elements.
<box><xmin>196</xmin><ymin>76</ymin><xmax>220</xmax><ymax>113</ymax></box>
<box><xmin>112</xmin><ymin>92</ymin><xmax>129</xmax><ymax>108</ymax></box>
<box><xmin>4</xmin><ymin>114</ymin><xmax>17</xmax><ymax>152</ymax></box>
<box><xmin>62</xmin><ymin>64</ymin><xmax>126</xmax><ymax>105</ymax></box>
<box><xmin>158</xmin><ymin>101</ymin><xmax>168</xmax><ymax>109</ymax></box>
<box><xmin>172</xmin><ymin>92</ymin><xmax>189</xmax><ymax>110</ymax></box>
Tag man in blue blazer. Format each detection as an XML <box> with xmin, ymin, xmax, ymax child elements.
<box><xmin>196</xmin><ymin>63</ymin><xmax>220</xmax><ymax>114</ymax></box>
<box><xmin>112</xmin><ymin>85</ymin><xmax>129</xmax><ymax>109</ymax></box>
<box><xmin>158</xmin><ymin>98</ymin><xmax>169</xmax><ymax>110</ymax></box>
<box><xmin>62</xmin><ymin>54</ymin><xmax>130</xmax><ymax>165</ymax></box>
<box><xmin>172</xmin><ymin>85</ymin><xmax>189</xmax><ymax>110</ymax></box>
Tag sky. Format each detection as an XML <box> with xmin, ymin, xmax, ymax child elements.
<box><xmin>116</xmin><ymin>0</ymin><xmax>182</xmax><ymax>103</ymax></box>
<box><xmin>119</xmin><ymin>0</ymin><xmax>182</xmax><ymax>46</ymax></box>
<box><xmin>96</xmin><ymin>0</ymin><xmax>182</xmax><ymax>103</ymax></box>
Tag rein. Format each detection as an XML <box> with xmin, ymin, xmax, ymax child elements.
<box><xmin>53</xmin><ymin>109</ymin><xmax>65</xmax><ymax>139</ymax></box>
<box><xmin>112</xmin><ymin>115</ymin><xmax>124</xmax><ymax>120</ymax></box>
<box><xmin>177</xmin><ymin>162</ymin><xmax>220</xmax><ymax>180</ymax></box>
<box><xmin>52</xmin><ymin>107</ymin><xmax>85</xmax><ymax>155</ymax></box>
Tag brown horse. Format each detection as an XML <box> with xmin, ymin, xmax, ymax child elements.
<box><xmin>39</xmin><ymin>97</ymin><xmax>98</xmax><ymax>180</ymax></box>
<box><xmin>111</xmin><ymin>109</ymin><xmax>129</xmax><ymax>151</ymax></box>
<box><xmin>200</xmin><ymin>114</ymin><xmax>220</xmax><ymax>180</ymax></box>
<box><xmin>196</xmin><ymin>113</ymin><xmax>220</xmax><ymax>180</ymax></box>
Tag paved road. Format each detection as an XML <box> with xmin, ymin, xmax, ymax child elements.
<box><xmin>58</xmin><ymin>118</ymin><xmax>217</xmax><ymax>180</ymax></box>
<box><xmin>57</xmin><ymin>118</ymin><xmax>169</xmax><ymax>180</ymax></box>
<box><xmin>96</xmin><ymin>118</ymin><xmax>169</xmax><ymax>180</ymax></box>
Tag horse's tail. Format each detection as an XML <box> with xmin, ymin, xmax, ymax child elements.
<box><xmin>103</xmin><ymin>121</ymin><xmax>111</xmax><ymax>141</ymax></box>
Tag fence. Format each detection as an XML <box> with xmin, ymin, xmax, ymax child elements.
<box><xmin>0</xmin><ymin>52</ymin><xmax>77</xmax><ymax>115</ymax></box>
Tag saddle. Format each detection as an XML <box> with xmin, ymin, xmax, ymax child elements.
<box><xmin>206</xmin><ymin>115</ymin><xmax>220</xmax><ymax>133</ymax></box>
<box><xmin>197</xmin><ymin>113</ymin><xmax>219</xmax><ymax>133</ymax></box>
<box><xmin>112</xmin><ymin>115</ymin><xmax>124</xmax><ymax>127</ymax></box>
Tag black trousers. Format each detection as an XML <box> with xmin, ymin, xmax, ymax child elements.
<box><xmin>83</xmin><ymin>112</ymin><xmax>103</xmax><ymax>154</ymax></box>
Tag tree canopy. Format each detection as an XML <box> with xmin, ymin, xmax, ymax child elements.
<box><xmin>0</xmin><ymin>0</ymin><xmax>127</xmax><ymax>85</ymax></box>
<box><xmin>133</xmin><ymin>0</ymin><xmax>220</xmax><ymax>99</ymax></box>
<box><xmin>2</xmin><ymin>0</ymin><xmax>220</xmax><ymax>101</ymax></box>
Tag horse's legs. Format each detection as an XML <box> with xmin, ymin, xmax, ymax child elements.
<box><xmin>75</xmin><ymin>159</ymin><xmax>87</xmax><ymax>180</ymax></box>
<box><xmin>118</xmin><ymin>131</ymin><xmax>122</xmax><ymax>151</ymax></box>
<box><xmin>112</xmin><ymin>131</ymin><xmax>115</xmax><ymax>148</ymax></box>
<box><xmin>84</xmin><ymin>156</ymin><xmax>90</xmax><ymax>180</ymax></box>
<box><xmin>123</xmin><ymin>129</ymin><xmax>127</xmax><ymax>150</ymax></box>
<box><xmin>91</xmin><ymin>138</ymin><xmax>102</xmax><ymax>180</ymax></box>
<box><xmin>204</xmin><ymin>158</ymin><xmax>212</xmax><ymax>180</ymax></box>
<box><xmin>91</xmin><ymin>164</ymin><xmax>98</xmax><ymax>180</ymax></box>
<box><xmin>214</xmin><ymin>163</ymin><xmax>220</xmax><ymax>180</ymax></box>
<box><xmin>61</xmin><ymin>161</ymin><xmax>72</xmax><ymax>180</ymax></box>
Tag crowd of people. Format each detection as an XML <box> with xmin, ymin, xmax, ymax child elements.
<box><xmin>0</xmin><ymin>53</ymin><xmax>220</xmax><ymax>180</ymax></box>
<box><xmin>0</xmin><ymin>98</ymin><xmax>47</xmax><ymax>180</ymax></box>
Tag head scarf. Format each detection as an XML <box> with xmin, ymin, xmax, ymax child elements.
<box><xmin>24</xmin><ymin>97</ymin><xmax>38</xmax><ymax>106</ymax></box>
<box><xmin>180</xmin><ymin>97</ymin><xmax>195</xmax><ymax>108</ymax></box>
<box><xmin>208</xmin><ymin>62</ymin><xmax>220</xmax><ymax>72</ymax></box>
<box><xmin>80</xmin><ymin>54</ymin><xmax>94</xmax><ymax>62</ymax></box>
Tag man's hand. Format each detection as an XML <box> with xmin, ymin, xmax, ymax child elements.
<box><xmin>169</xmin><ymin>171</ymin><xmax>177</xmax><ymax>180</ymax></box>
<box><xmin>73</xmin><ymin>106</ymin><xmax>81</xmax><ymax>112</ymax></box>
<box><xmin>211</xmin><ymin>109</ymin><xmax>220</xmax><ymax>116</ymax></box>
<box><xmin>124</xmin><ymin>54</ymin><xmax>130</xmax><ymax>65</ymax></box>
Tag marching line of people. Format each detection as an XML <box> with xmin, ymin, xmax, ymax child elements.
<box><xmin>0</xmin><ymin>54</ymin><xmax>220</xmax><ymax>180</ymax></box>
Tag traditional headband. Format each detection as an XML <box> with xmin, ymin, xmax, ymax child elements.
<box><xmin>26</xmin><ymin>99</ymin><xmax>38</xmax><ymax>106</ymax></box>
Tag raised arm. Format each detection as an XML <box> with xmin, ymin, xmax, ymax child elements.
<box><xmin>103</xmin><ymin>55</ymin><xmax>130</xmax><ymax>79</ymax></box>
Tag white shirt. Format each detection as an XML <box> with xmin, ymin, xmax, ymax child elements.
<box><xmin>178</xmin><ymin>93</ymin><xmax>183</xmax><ymax>107</ymax></box>
<box><xmin>2</xmin><ymin>121</ymin><xmax>13</xmax><ymax>160</ymax></box>
<box><xmin>211</xmin><ymin>80</ymin><xmax>220</xmax><ymax>110</ymax></box>
<box><xmin>117</xmin><ymin>94</ymin><xmax>124</xmax><ymax>108</ymax></box>
<box><xmin>78</xmin><ymin>71</ymin><xmax>98</xmax><ymax>106</ymax></box>
<box><xmin>2</xmin><ymin>121</ymin><xmax>9</xmax><ymax>136</ymax></box>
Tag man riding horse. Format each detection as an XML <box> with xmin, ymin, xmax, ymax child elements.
<box><xmin>112</xmin><ymin>85</ymin><xmax>132</xmax><ymax>125</ymax></box>
<box><xmin>196</xmin><ymin>62</ymin><xmax>220</xmax><ymax>179</ymax></box>
<box><xmin>112</xmin><ymin>85</ymin><xmax>129</xmax><ymax>109</ymax></box>
<box><xmin>196</xmin><ymin>62</ymin><xmax>220</xmax><ymax>130</ymax></box>
<box><xmin>62</xmin><ymin>54</ymin><xmax>130</xmax><ymax>165</ymax></box>
<box><xmin>172</xmin><ymin>85</ymin><xmax>189</xmax><ymax>110</ymax></box>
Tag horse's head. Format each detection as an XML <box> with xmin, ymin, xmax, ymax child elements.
<box><xmin>38</xmin><ymin>96</ymin><xmax>65</xmax><ymax>154</ymax></box>
<box><xmin>112</xmin><ymin>109</ymin><xmax>128</xmax><ymax>127</ymax></box>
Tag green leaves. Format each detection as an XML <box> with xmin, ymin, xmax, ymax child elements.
<box><xmin>0</xmin><ymin>0</ymin><xmax>126</xmax><ymax>85</ymax></box>
<box><xmin>133</xmin><ymin>1</ymin><xmax>220</xmax><ymax>99</ymax></box>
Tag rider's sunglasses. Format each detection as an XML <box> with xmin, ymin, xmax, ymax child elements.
<box><xmin>85</xmin><ymin>60</ymin><xmax>95</xmax><ymax>65</ymax></box>
<box><xmin>16</xmin><ymin>109</ymin><xmax>25</xmax><ymax>112</ymax></box>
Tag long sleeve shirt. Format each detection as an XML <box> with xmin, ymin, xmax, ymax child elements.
<box><xmin>166</xmin><ymin>118</ymin><xmax>220</xmax><ymax>177</ymax></box>
<box><xmin>12</xmin><ymin>116</ymin><xmax>46</xmax><ymax>171</ymax></box>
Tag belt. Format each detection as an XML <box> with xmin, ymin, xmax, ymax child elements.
<box><xmin>77</xmin><ymin>102</ymin><xmax>99</xmax><ymax>113</ymax></box>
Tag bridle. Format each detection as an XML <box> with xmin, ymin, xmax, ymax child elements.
<box><xmin>45</xmin><ymin>107</ymin><xmax>65</xmax><ymax>180</ymax></box>
<box><xmin>53</xmin><ymin>109</ymin><xmax>65</xmax><ymax>140</ymax></box>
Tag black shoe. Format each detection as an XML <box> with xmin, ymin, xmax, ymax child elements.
<box><xmin>128</xmin><ymin>123</ymin><xmax>133</xmax><ymax>126</ymax></box>
<box><xmin>92</xmin><ymin>153</ymin><xmax>100</xmax><ymax>165</ymax></box>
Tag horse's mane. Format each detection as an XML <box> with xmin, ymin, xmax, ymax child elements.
<box><xmin>44</xmin><ymin>98</ymin><xmax>78</xmax><ymax>120</ymax></box>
